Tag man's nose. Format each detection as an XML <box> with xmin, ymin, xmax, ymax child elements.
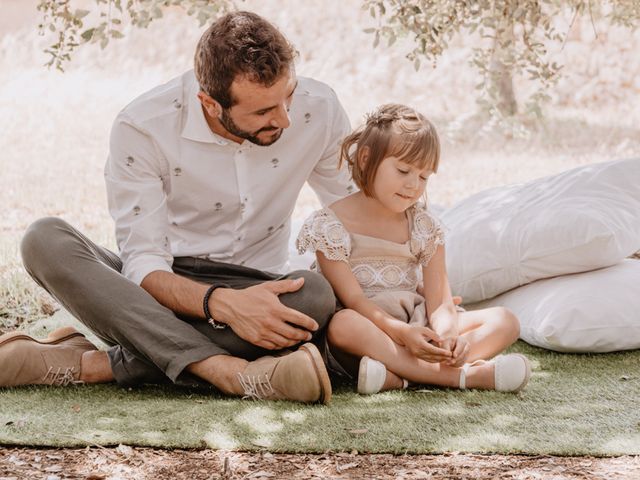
<box><xmin>270</xmin><ymin>103</ymin><xmax>291</xmax><ymax>129</ymax></box>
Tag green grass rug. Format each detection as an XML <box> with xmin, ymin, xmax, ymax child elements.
<box><xmin>0</xmin><ymin>312</ymin><xmax>639</xmax><ymax>455</ymax></box>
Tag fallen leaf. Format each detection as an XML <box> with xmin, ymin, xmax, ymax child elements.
<box><xmin>336</xmin><ymin>462</ymin><xmax>359</xmax><ymax>472</ymax></box>
<box><xmin>248</xmin><ymin>470</ymin><xmax>275</xmax><ymax>478</ymax></box>
<box><xmin>116</xmin><ymin>444</ymin><xmax>134</xmax><ymax>456</ymax></box>
<box><xmin>347</xmin><ymin>428</ymin><xmax>369</xmax><ymax>435</ymax></box>
<box><xmin>72</xmin><ymin>404</ymin><xmax>81</xmax><ymax>413</ymax></box>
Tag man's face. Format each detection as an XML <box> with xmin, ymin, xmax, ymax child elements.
<box><xmin>219</xmin><ymin>70</ymin><xmax>297</xmax><ymax>146</ymax></box>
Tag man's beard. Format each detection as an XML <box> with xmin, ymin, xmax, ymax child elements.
<box><xmin>219</xmin><ymin>109</ymin><xmax>283</xmax><ymax>146</ymax></box>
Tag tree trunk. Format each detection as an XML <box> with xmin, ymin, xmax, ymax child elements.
<box><xmin>489</xmin><ymin>22</ymin><xmax>518</xmax><ymax>116</ymax></box>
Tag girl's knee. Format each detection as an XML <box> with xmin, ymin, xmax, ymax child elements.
<box><xmin>327</xmin><ymin>309</ymin><xmax>360</xmax><ymax>347</ymax></box>
<box><xmin>494</xmin><ymin>307</ymin><xmax>520</xmax><ymax>340</ymax></box>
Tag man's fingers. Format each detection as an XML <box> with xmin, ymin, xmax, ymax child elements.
<box><xmin>453</xmin><ymin>296</ymin><xmax>463</xmax><ymax>305</ymax></box>
<box><xmin>256</xmin><ymin>339</ymin><xmax>279</xmax><ymax>350</ymax></box>
<box><xmin>266</xmin><ymin>278</ymin><xmax>305</xmax><ymax>295</ymax></box>
<box><xmin>278</xmin><ymin>305</ymin><xmax>319</xmax><ymax>332</ymax></box>
<box><xmin>269</xmin><ymin>317</ymin><xmax>313</xmax><ymax>342</ymax></box>
<box><xmin>265</xmin><ymin>331</ymin><xmax>298</xmax><ymax>349</ymax></box>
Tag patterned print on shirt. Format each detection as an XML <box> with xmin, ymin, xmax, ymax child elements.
<box><xmin>126</xmin><ymin>156</ymin><xmax>134</xmax><ymax>167</ymax></box>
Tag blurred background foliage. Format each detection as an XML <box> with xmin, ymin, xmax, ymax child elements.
<box><xmin>37</xmin><ymin>0</ymin><xmax>640</xmax><ymax>126</ymax></box>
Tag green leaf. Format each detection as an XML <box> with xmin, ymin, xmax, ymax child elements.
<box><xmin>75</xmin><ymin>9</ymin><xmax>90</xmax><ymax>19</ymax></box>
<box><xmin>80</xmin><ymin>28</ymin><xmax>96</xmax><ymax>42</ymax></box>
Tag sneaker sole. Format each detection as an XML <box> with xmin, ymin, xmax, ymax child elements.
<box><xmin>0</xmin><ymin>326</ymin><xmax>85</xmax><ymax>348</ymax></box>
<box><xmin>299</xmin><ymin>343</ymin><xmax>332</xmax><ymax>405</ymax></box>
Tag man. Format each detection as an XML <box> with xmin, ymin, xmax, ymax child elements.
<box><xmin>1</xmin><ymin>11</ymin><xmax>354</xmax><ymax>404</ymax></box>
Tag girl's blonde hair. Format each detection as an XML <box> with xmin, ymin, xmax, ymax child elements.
<box><xmin>339</xmin><ymin>103</ymin><xmax>440</xmax><ymax>197</ymax></box>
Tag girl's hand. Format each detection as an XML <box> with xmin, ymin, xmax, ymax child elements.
<box><xmin>400</xmin><ymin>325</ymin><xmax>452</xmax><ymax>363</ymax></box>
<box><xmin>441</xmin><ymin>336</ymin><xmax>470</xmax><ymax>367</ymax></box>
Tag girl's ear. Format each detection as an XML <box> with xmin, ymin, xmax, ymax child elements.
<box><xmin>357</xmin><ymin>146</ymin><xmax>370</xmax><ymax>171</ymax></box>
<box><xmin>197</xmin><ymin>91</ymin><xmax>223</xmax><ymax>118</ymax></box>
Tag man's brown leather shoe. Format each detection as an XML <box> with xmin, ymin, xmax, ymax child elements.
<box><xmin>0</xmin><ymin>327</ymin><xmax>98</xmax><ymax>387</ymax></box>
<box><xmin>237</xmin><ymin>343</ymin><xmax>332</xmax><ymax>404</ymax></box>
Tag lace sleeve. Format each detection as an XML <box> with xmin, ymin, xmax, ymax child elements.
<box><xmin>410</xmin><ymin>203</ymin><xmax>445</xmax><ymax>267</ymax></box>
<box><xmin>296</xmin><ymin>209</ymin><xmax>351</xmax><ymax>263</ymax></box>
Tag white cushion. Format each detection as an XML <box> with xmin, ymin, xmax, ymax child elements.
<box><xmin>472</xmin><ymin>260</ymin><xmax>640</xmax><ymax>352</ymax></box>
<box><xmin>442</xmin><ymin>158</ymin><xmax>640</xmax><ymax>303</ymax></box>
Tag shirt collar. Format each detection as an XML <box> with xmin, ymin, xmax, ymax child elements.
<box><xmin>181</xmin><ymin>77</ymin><xmax>229</xmax><ymax>146</ymax></box>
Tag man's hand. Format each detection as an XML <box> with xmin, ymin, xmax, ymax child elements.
<box><xmin>209</xmin><ymin>277</ymin><xmax>318</xmax><ymax>350</ymax></box>
<box><xmin>397</xmin><ymin>324</ymin><xmax>452</xmax><ymax>363</ymax></box>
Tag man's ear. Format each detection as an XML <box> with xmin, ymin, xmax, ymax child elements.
<box><xmin>357</xmin><ymin>146</ymin><xmax>370</xmax><ymax>171</ymax></box>
<box><xmin>197</xmin><ymin>91</ymin><xmax>222</xmax><ymax>117</ymax></box>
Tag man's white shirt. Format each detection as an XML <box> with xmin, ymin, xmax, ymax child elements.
<box><xmin>105</xmin><ymin>70</ymin><xmax>354</xmax><ymax>285</ymax></box>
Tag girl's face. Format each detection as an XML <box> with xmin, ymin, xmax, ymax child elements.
<box><xmin>370</xmin><ymin>155</ymin><xmax>432</xmax><ymax>213</ymax></box>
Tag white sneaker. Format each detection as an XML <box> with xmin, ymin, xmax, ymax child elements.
<box><xmin>459</xmin><ymin>353</ymin><xmax>531</xmax><ymax>393</ymax></box>
<box><xmin>357</xmin><ymin>356</ymin><xmax>387</xmax><ymax>394</ymax></box>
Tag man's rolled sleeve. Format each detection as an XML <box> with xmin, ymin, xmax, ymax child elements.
<box><xmin>307</xmin><ymin>89</ymin><xmax>355</xmax><ymax>207</ymax></box>
<box><xmin>105</xmin><ymin>116</ymin><xmax>174</xmax><ymax>285</ymax></box>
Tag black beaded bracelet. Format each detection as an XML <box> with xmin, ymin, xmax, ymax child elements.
<box><xmin>203</xmin><ymin>284</ymin><xmax>229</xmax><ymax>329</ymax></box>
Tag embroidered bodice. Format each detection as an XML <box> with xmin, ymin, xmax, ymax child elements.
<box><xmin>296</xmin><ymin>203</ymin><xmax>445</xmax><ymax>297</ymax></box>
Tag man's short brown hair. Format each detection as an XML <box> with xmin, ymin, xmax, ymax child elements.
<box><xmin>194</xmin><ymin>11</ymin><xmax>296</xmax><ymax>109</ymax></box>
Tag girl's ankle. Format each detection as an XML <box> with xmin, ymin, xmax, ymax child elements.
<box><xmin>381</xmin><ymin>370</ymin><xmax>405</xmax><ymax>391</ymax></box>
<box><xmin>464</xmin><ymin>363</ymin><xmax>496</xmax><ymax>390</ymax></box>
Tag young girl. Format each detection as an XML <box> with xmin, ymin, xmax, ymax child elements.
<box><xmin>297</xmin><ymin>104</ymin><xmax>531</xmax><ymax>394</ymax></box>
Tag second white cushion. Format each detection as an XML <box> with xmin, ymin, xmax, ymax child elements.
<box><xmin>471</xmin><ymin>259</ymin><xmax>640</xmax><ymax>353</ymax></box>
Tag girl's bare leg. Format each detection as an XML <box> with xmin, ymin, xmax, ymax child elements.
<box><xmin>457</xmin><ymin>307</ymin><xmax>521</xmax><ymax>362</ymax></box>
<box><xmin>328</xmin><ymin>310</ymin><xmax>496</xmax><ymax>389</ymax></box>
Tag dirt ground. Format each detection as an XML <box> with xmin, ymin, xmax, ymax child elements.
<box><xmin>1</xmin><ymin>447</ymin><xmax>639</xmax><ymax>479</ymax></box>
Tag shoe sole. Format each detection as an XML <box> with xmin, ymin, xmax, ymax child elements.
<box><xmin>508</xmin><ymin>353</ymin><xmax>532</xmax><ymax>393</ymax></box>
<box><xmin>0</xmin><ymin>326</ymin><xmax>85</xmax><ymax>348</ymax></box>
<box><xmin>357</xmin><ymin>356</ymin><xmax>369</xmax><ymax>394</ymax></box>
<box><xmin>299</xmin><ymin>343</ymin><xmax>332</xmax><ymax>405</ymax></box>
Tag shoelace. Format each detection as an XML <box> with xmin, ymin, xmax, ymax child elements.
<box><xmin>41</xmin><ymin>367</ymin><xmax>83</xmax><ymax>386</ymax></box>
<box><xmin>236</xmin><ymin>373</ymin><xmax>274</xmax><ymax>400</ymax></box>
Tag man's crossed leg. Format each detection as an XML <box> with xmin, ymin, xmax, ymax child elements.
<box><xmin>0</xmin><ymin>217</ymin><xmax>335</xmax><ymax>403</ymax></box>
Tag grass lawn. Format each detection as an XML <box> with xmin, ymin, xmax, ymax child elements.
<box><xmin>1</xmin><ymin>315</ymin><xmax>639</xmax><ymax>456</ymax></box>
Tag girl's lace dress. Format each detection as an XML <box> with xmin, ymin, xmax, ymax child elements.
<box><xmin>296</xmin><ymin>203</ymin><xmax>445</xmax><ymax>325</ymax></box>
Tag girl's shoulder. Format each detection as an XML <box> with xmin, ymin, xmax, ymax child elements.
<box><xmin>295</xmin><ymin>207</ymin><xmax>351</xmax><ymax>262</ymax></box>
<box><xmin>408</xmin><ymin>202</ymin><xmax>445</xmax><ymax>266</ymax></box>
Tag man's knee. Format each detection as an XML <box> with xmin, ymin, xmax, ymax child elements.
<box><xmin>20</xmin><ymin>217</ymin><xmax>74</xmax><ymax>278</ymax></box>
<box><xmin>286</xmin><ymin>270</ymin><xmax>336</xmax><ymax>330</ymax></box>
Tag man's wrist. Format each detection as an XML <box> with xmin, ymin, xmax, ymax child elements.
<box><xmin>203</xmin><ymin>284</ymin><xmax>231</xmax><ymax>328</ymax></box>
